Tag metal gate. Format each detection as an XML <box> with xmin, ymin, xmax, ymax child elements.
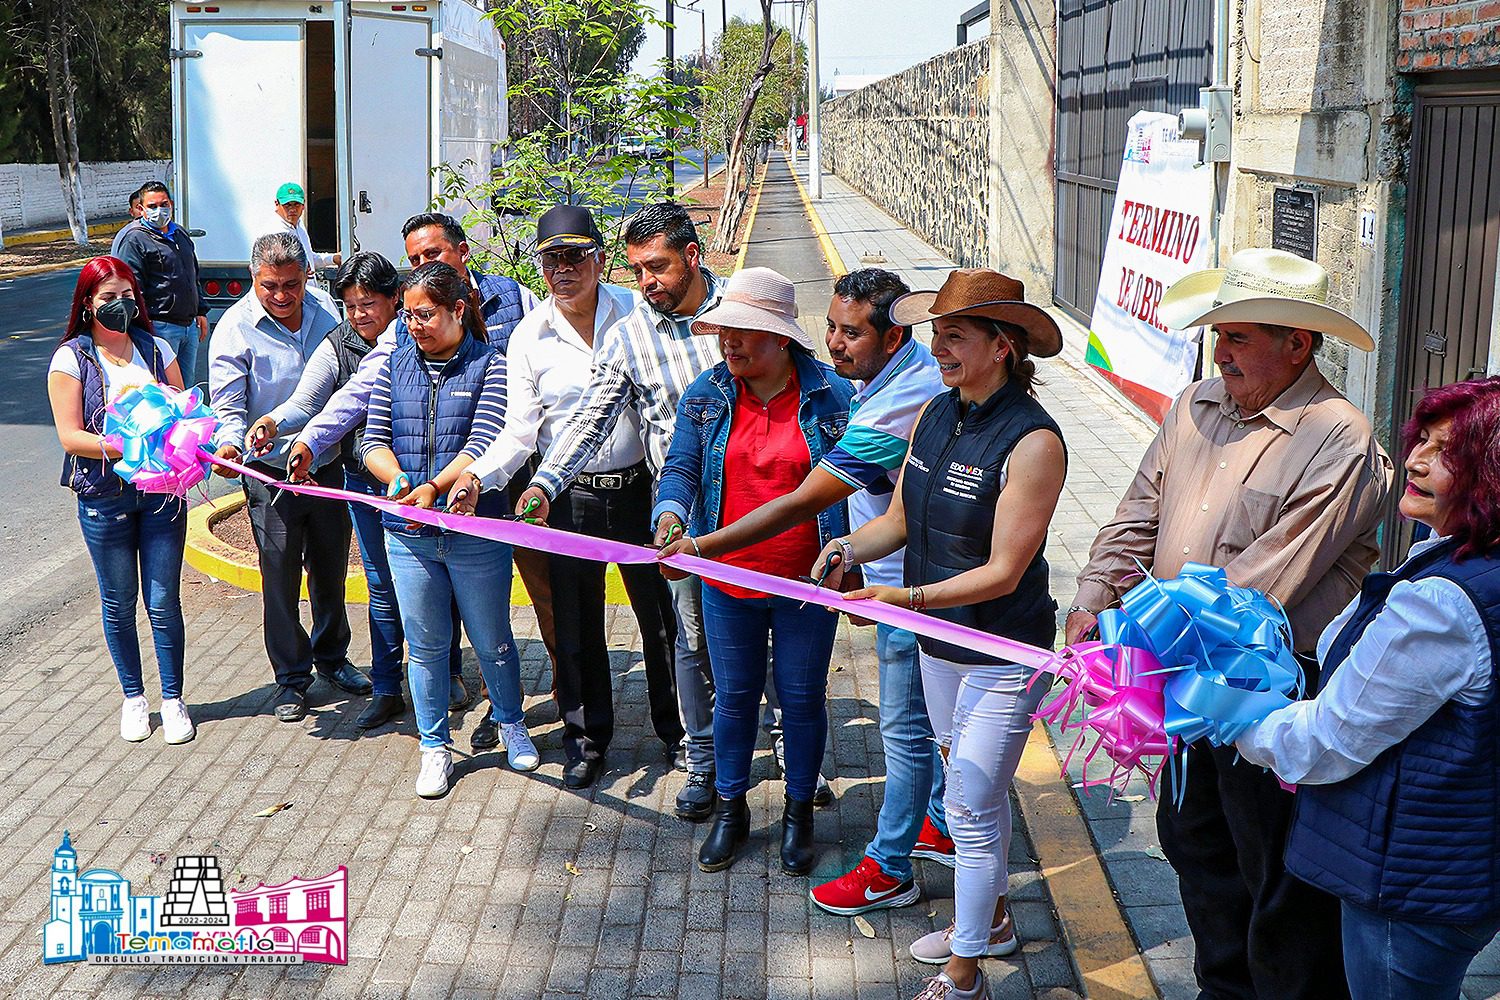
<box><xmin>1384</xmin><ymin>82</ymin><xmax>1500</xmax><ymax>563</ymax></box>
<box><xmin>1054</xmin><ymin>0</ymin><xmax>1214</xmax><ymax>321</ymax></box>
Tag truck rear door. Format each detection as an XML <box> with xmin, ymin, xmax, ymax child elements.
<box><xmin>176</xmin><ymin>20</ymin><xmax>306</xmax><ymax>265</ymax></box>
<box><xmin>348</xmin><ymin>10</ymin><xmax>434</xmax><ymax>267</ymax></box>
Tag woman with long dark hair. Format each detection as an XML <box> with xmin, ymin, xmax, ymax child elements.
<box><xmin>46</xmin><ymin>256</ymin><xmax>192</xmax><ymax>745</ymax></box>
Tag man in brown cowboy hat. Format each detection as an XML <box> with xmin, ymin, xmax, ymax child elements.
<box><xmin>1067</xmin><ymin>247</ymin><xmax>1392</xmax><ymax>999</ymax></box>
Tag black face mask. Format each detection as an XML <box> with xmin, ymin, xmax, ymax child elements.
<box><xmin>94</xmin><ymin>298</ymin><xmax>138</xmax><ymax>333</ymax></box>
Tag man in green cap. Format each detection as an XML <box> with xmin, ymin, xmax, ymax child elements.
<box><xmin>264</xmin><ymin>181</ymin><xmax>341</xmax><ymax>273</ymax></box>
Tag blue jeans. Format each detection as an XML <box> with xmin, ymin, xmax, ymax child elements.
<box><xmin>76</xmin><ymin>490</ymin><xmax>188</xmax><ymax>699</ymax></box>
<box><xmin>866</xmin><ymin>625</ymin><xmax>948</xmax><ymax>881</ymax></box>
<box><xmin>154</xmin><ymin>319</ymin><xmax>200</xmax><ymax>388</ymax></box>
<box><xmin>1341</xmin><ymin>900</ymin><xmax>1500</xmax><ymax>999</ymax></box>
<box><xmin>385</xmin><ymin>530</ymin><xmax>523</xmax><ymax>749</ymax></box>
<box><xmin>344</xmin><ymin>472</ymin><xmax>461</xmax><ymax>696</ymax></box>
<box><xmin>701</xmin><ymin>584</ymin><xmax>837</xmax><ymax>801</ymax></box>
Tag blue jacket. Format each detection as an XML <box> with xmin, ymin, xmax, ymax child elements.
<box><xmin>116</xmin><ymin>222</ymin><xmax>205</xmax><ymax>325</ymax></box>
<box><xmin>381</xmin><ymin>332</ymin><xmax>504</xmax><ymax>534</ymax></box>
<box><xmin>654</xmin><ymin>349</ymin><xmax>854</xmax><ymax>545</ymax></box>
<box><xmin>472</xmin><ymin>269</ymin><xmax>528</xmax><ymax>355</ymax></box>
<box><xmin>1284</xmin><ymin>537</ymin><xmax>1500</xmax><ymax>923</ymax></box>
<box><xmin>59</xmin><ymin>326</ymin><xmax>170</xmax><ymax>498</ymax></box>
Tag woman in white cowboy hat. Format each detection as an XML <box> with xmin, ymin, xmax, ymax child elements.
<box><xmin>1068</xmin><ymin>247</ymin><xmax>1392</xmax><ymax>1000</ymax></box>
<box><xmin>812</xmin><ymin>268</ymin><xmax>1068</xmax><ymax>1000</ymax></box>
<box><xmin>652</xmin><ymin>266</ymin><xmax>856</xmax><ymax>876</ymax></box>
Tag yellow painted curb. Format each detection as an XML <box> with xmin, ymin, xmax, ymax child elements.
<box><xmin>3</xmin><ymin>219</ymin><xmax>128</xmax><ymax>248</ymax></box>
<box><xmin>0</xmin><ymin>256</ymin><xmax>96</xmax><ymax>280</ymax></box>
<box><xmin>734</xmin><ymin>162</ymin><xmax>770</xmax><ymax>271</ymax></box>
<box><xmin>788</xmin><ymin>162</ymin><xmax>849</xmax><ymax>277</ymax></box>
<box><xmin>1014</xmin><ymin>723</ymin><xmax>1162</xmax><ymax>1000</ymax></box>
<box><xmin>678</xmin><ymin>161</ymin><xmax>727</xmax><ymax>197</ymax></box>
<box><xmin>185</xmin><ymin>493</ymin><xmax>633</xmax><ymax>607</ymax></box>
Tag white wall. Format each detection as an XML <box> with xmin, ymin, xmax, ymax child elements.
<box><xmin>0</xmin><ymin>160</ymin><xmax>171</xmax><ymax>233</ymax></box>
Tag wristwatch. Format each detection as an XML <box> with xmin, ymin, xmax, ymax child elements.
<box><xmin>1065</xmin><ymin>605</ymin><xmax>1095</xmax><ymax>617</ymax></box>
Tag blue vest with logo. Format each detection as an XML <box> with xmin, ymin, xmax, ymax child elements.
<box><xmin>384</xmin><ymin>332</ymin><xmax>503</xmax><ymax>533</ymax></box>
<box><xmin>1283</xmin><ymin>538</ymin><xmax>1500</xmax><ymax>923</ymax></box>
<box><xmin>59</xmin><ymin>327</ymin><xmax>170</xmax><ymax>498</ymax></box>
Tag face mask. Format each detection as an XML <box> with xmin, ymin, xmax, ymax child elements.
<box><xmin>142</xmin><ymin>205</ymin><xmax>171</xmax><ymax>228</ymax></box>
<box><xmin>94</xmin><ymin>298</ymin><xmax>138</xmax><ymax>333</ymax></box>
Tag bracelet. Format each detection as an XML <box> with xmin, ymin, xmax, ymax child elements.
<box><xmin>1065</xmin><ymin>605</ymin><xmax>1095</xmax><ymax>617</ymax></box>
<box><xmin>908</xmin><ymin>585</ymin><xmax>926</xmax><ymax>611</ymax></box>
<box><xmin>422</xmin><ymin>480</ymin><xmax>441</xmax><ymax>495</ymax></box>
<box><xmin>689</xmin><ymin>537</ymin><xmax>702</xmax><ymax>557</ymax></box>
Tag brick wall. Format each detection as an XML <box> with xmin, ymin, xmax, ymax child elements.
<box><xmin>820</xmin><ymin>42</ymin><xmax>990</xmax><ymax>269</ymax></box>
<box><xmin>1399</xmin><ymin>0</ymin><xmax>1500</xmax><ymax>71</ymax></box>
<box><xmin>0</xmin><ymin>161</ymin><xmax>171</xmax><ymax>234</ymax></box>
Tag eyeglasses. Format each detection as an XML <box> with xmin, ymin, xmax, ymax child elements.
<box><xmin>400</xmin><ymin>307</ymin><xmax>443</xmax><ymax>327</ymax></box>
<box><xmin>538</xmin><ymin>246</ymin><xmax>595</xmax><ymax>271</ymax></box>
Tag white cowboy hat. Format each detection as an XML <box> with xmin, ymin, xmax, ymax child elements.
<box><xmin>691</xmin><ymin>267</ymin><xmax>817</xmax><ymax>352</ymax></box>
<box><xmin>1158</xmin><ymin>247</ymin><xmax>1373</xmax><ymax>351</ymax></box>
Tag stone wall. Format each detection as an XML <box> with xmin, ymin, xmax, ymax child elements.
<box><xmin>821</xmin><ymin>42</ymin><xmax>991</xmax><ymax>270</ymax></box>
<box><xmin>0</xmin><ymin>160</ymin><xmax>171</xmax><ymax>235</ymax></box>
<box><xmin>1398</xmin><ymin>0</ymin><xmax>1500</xmax><ymax>70</ymax></box>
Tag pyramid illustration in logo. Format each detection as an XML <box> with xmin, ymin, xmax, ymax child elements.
<box><xmin>160</xmin><ymin>855</ymin><xmax>229</xmax><ymax>927</ymax></box>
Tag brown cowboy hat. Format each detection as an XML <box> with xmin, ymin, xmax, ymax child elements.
<box><xmin>888</xmin><ymin>268</ymin><xmax>1063</xmax><ymax>358</ymax></box>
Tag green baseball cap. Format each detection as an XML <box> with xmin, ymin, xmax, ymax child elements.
<box><xmin>275</xmin><ymin>182</ymin><xmax>306</xmax><ymax>206</ymax></box>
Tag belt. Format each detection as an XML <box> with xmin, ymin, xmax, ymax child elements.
<box><xmin>575</xmin><ymin>462</ymin><xmax>647</xmax><ymax>491</ymax></box>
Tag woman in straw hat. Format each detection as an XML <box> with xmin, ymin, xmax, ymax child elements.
<box><xmin>813</xmin><ymin>269</ymin><xmax>1067</xmax><ymax>1000</ymax></box>
<box><xmin>653</xmin><ymin>267</ymin><xmax>855</xmax><ymax>876</ymax></box>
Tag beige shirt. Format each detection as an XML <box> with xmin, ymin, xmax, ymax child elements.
<box><xmin>1074</xmin><ymin>363</ymin><xmax>1393</xmax><ymax>652</ymax></box>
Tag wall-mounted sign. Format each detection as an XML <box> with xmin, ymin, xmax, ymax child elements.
<box><xmin>1359</xmin><ymin>208</ymin><xmax>1378</xmax><ymax>247</ymax></box>
<box><xmin>1272</xmin><ymin>187</ymin><xmax>1318</xmax><ymax>260</ymax></box>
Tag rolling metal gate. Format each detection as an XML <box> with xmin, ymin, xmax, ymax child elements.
<box><xmin>1054</xmin><ymin>0</ymin><xmax>1214</xmax><ymax>321</ymax></box>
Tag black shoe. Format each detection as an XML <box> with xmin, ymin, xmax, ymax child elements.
<box><xmin>470</xmin><ymin>712</ymin><xmax>500</xmax><ymax>751</ymax></box>
<box><xmin>698</xmin><ymin>795</ymin><xmax>750</xmax><ymax>872</ymax></box>
<box><xmin>774</xmin><ymin>734</ymin><xmax>835</xmax><ymax>805</ymax></box>
<box><xmin>780</xmin><ymin>796</ymin><xmax>816</xmax><ymax>876</ymax></box>
<box><xmin>449</xmin><ymin>675</ymin><xmax>472</xmax><ymax>710</ymax></box>
<box><xmin>316</xmin><ymin>660</ymin><xmax>373</xmax><ymax>695</ymax></box>
<box><xmin>356</xmin><ymin>693</ymin><xmax>406</xmax><ymax>730</ymax></box>
<box><xmin>273</xmin><ymin>685</ymin><xmax>307</xmax><ymax>722</ymax></box>
<box><xmin>812</xmin><ymin>774</ymin><xmax>835</xmax><ymax>807</ymax></box>
<box><xmin>563</xmin><ymin>757</ymin><xmax>604</xmax><ymax>789</ymax></box>
<box><xmin>675</xmin><ymin>770</ymin><xmax>716</xmax><ymax>822</ymax></box>
<box><xmin>667</xmin><ymin>743</ymin><xmax>689</xmax><ymax>772</ymax></box>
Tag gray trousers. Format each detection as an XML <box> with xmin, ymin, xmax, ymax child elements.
<box><xmin>668</xmin><ymin>575</ymin><xmax>715</xmax><ymax>771</ymax></box>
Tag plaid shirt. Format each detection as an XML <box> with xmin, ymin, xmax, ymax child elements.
<box><xmin>530</xmin><ymin>270</ymin><xmax>725</xmax><ymax>498</ymax></box>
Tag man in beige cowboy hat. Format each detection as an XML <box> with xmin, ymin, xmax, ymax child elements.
<box><xmin>1067</xmin><ymin>247</ymin><xmax>1392</xmax><ymax>1000</ymax></box>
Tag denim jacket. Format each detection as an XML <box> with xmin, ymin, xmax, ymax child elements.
<box><xmin>653</xmin><ymin>349</ymin><xmax>854</xmax><ymax>544</ymax></box>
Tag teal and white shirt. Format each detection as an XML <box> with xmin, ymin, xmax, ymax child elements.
<box><xmin>817</xmin><ymin>338</ymin><xmax>944</xmax><ymax>588</ymax></box>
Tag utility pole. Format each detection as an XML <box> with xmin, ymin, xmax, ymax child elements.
<box><xmin>665</xmin><ymin>0</ymin><xmax>676</xmax><ymax>192</ymax></box>
<box><xmin>807</xmin><ymin>0</ymin><xmax>821</xmax><ymax>198</ymax></box>
<box><xmin>682</xmin><ymin>1</ymin><xmax>710</xmax><ymax>188</ymax></box>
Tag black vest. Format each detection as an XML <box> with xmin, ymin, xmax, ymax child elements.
<box><xmin>901</xmin><ymin>379</ymin><xmax>1063</xmax><ymax>664</ymax></box>
<box><xmin>1284</xmin><ymin>538</ymin><xmax>1500</xmax><ymax>922</ymax></box>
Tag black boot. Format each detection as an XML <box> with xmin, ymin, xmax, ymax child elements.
<box><xmin>698</xmin><ymin>795</ymin><xmax>750</xmax><ymax>872</ymax></box>
<box><xmin>780</xmin><ymin>796</ymin><xmax>815</xmax><ymax>876</ymax></box>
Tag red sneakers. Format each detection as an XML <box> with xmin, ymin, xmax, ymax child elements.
<box><xmin>810</xmin><ymin>856</ymin><xmax>921</xmax><ymax>915</ymax></box>
<box><xmin>911</xmin><ymin>817</ymin><xmax>957</xmax><ymax>868</ymax></box>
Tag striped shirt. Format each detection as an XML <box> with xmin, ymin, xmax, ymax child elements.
<box><xmin>362</xmin><ymin>350</ymin><xmax>510</xmax><ymax>469</ymax></box>
<box><xmin>530</xmin><ymin>269</ymin><xmax>725</xmax><ymax>498</ymax></box>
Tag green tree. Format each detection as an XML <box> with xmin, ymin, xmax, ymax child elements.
<box><xmin>436</xmin><ymin>0</ymin><xmax>697</xmax><ymax>293</ymax></box>
<box><xmin>701</xmin><ymin>18</ymin><xmax>805</xmax><ymax>156</ymax></box>
<box><xmin>706</xmin><ymin>0</ymin><xmax>782</xmax><ymax>254</ymax></box>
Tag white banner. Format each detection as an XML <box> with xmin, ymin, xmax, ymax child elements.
<box><xmin>1086</xmin><ymin>111</ymin><xmax>1215</xmax><ymax>422</ymax></box>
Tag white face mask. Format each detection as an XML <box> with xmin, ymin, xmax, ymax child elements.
<box><xmin>142</xmin><ymin>205</ymin><xmax>172</xmax><ymax>228</ymax></box>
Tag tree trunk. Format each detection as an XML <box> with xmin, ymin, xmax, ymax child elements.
<box><xmin>709</xmin><ymin>0</ymin><xmax>776</xmax><ymax>254</ymax></box>
<box><xmin>43</xmin><ymin>2</ymin><xmax>88</xmax><ymax>246</ymax></box>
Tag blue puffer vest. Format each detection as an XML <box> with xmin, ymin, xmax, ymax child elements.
<box><xmin>59</xmin><ymin>327</ymin><xmax>170</xmax><ymax>498</ymax></box>
<box><xmin>384</xmin><ymin>331</ymin><xmax>503</xmax><ymax>534</ymax></box>
<box><xmin>1284</xmin><ymin>537</ymin><xmax>1500</xmax><ymax>923</ymax></box>
<box><xmin>473</xmin><ymin>270</ymin><xmax>527</xmax><ymax>355</ymax></box>
<box><xmin>902</xmin><ymin>378</ymin><xmax>1063</xmax><ymax>664</ymax></box>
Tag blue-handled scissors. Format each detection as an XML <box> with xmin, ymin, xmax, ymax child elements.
<box><xmin>797</xmin><ymin>552</ymin><xmax>842</xmax><ymax>609</ymax></box>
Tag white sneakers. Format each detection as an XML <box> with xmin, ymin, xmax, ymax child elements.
<box><xmin>120</xmin><ymin>696</ymin><xmax>151</xmax><ymax>742</ymax></box>
<box><xmin>161</xmin><ymin>699</ymin><xmax>195</xmax><ymax>744</ymax></box>
<box><xmin>909</xmin><ymin>911</ymin><xmax>1019</xmax><ymax>964</ymax></box>
<box><xmin>121</xmin><ymin>696</ymin><xmax>196</xmax><ymax>744</ymax></box>
<box><xmin>501</xmin><ymin>722</ymin><xmax>540</xmax><ymax>772</ymax></box>
<box><xmin>416</xmin><ymin>747</ymin><xmax>453</xmax><ymax>798</ymax></box>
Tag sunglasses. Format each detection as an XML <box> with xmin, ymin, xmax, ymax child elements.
<box><xmin>537</xmin><ymin>246</ymin><xmax>596</xmax><ymax>271</ymax></box>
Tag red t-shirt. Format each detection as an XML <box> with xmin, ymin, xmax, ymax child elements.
<box><xmin>710</xmin><ymin>372</ymin><xmax>822</xmax><ymax>600</ymax></box>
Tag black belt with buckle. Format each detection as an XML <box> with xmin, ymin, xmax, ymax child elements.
<box><xmin>576</xmin><ymin>462</ymin><xmax>647</xmax><ymax>491</ymax></box>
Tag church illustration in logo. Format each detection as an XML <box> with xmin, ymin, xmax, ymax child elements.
<box><xmin>42</xmin><ymin>832</ymin><xmax>348</xmax><ymax>965</ymax></box>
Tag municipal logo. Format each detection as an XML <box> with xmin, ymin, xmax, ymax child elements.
<box><xmin>42</xmin><ymin>832</ymin><xmax>348</xmax><ymax>965</ymax></box>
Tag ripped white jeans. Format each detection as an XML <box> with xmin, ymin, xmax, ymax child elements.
<box><xmin>919</xmin><ymin>651</ymin><xmax>1049</xmax><ymax>957</ymax></box>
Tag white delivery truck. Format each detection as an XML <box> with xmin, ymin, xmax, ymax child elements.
<box><xmin>168</xmin><ymin>0</ymin><xmax>506</xmax><ymax>312</ymax></box>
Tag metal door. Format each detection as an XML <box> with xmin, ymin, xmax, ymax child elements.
<box><xmin>1384</xmin><ymin>83</ymin><xmax>1500</xmax><ymax>564</ymax></box>
<box><xmin>1054</xmin><ymin>0</ymin><xmax>1213</xmax><ymax>321</ymax></box>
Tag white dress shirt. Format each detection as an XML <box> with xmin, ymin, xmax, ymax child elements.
<box><xmin>263</xmin><ymin>212</ymin><xmax>337</xmax><ymax>270</ymax></box>
<box><xmin>466</xmin><ymin>282</ymin><xmax>646</xmax><ymax>489</ymax></box>
<box><xmin>1236</xmin><ymin>535</ymin><xmax>1494</xmax><ymax>785</ymax></box>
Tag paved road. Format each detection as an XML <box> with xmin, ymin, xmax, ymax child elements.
<box><xmin>604</xmin><ymin>148</ymin><xmax>726</xmax><ymax>217</ymax></box>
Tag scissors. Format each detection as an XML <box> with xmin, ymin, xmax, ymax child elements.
<box><xmin>796</xmin><ymin>551</ymin><xmax>842</xmax><ymax>609</ymax></box>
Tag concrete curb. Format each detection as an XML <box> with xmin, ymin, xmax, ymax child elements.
<box><xmin>1014</xmin><ymin>724</ymin><xmax>1163</xmax><ymax>999</ymax></box>
<box><xmin>678</xmin><ymin>160</ymin><xmax>727</xmax><ymax>196</ymax></box>
<box><xmin>2</xmin><ymin>218</ymin><xmax>128</xmax><ymax>248</ymax></box>
<box><xmin>733</xmin><ymin>163</ymin><xmax>770</xmax><ymax>271</ymax></box>
<box><xmin>0</xmin><ymin>256</ymin><xmax>96</xmax><ymax>280</ymax></box>
<box><xmin>788</xmin><ymin>167</ymin><xmax>850</xmax><ymax>278</ymax></box>
<box><xmin>184</xmin><ymin>492</ymin><xmax>632</xmax><ymax>607</ymax></box>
